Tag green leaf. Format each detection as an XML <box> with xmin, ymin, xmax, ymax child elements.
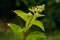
<box><xmin>24</xmin><ymin>13</ymin><xmax>45</xmax><ymax>32</ymax></box>
<box><xmin>26</xmin><ymin>31</ymin><xmax>46</xmax><ymax>40</ymax></box>
<box><xmin>25</xmin><ymin>14</ymin><xmax>37</xmax><ymax>32</ymax></box>
<box><xmin>8</xmin><ymin>23</ymin><xmax>24</xmax><ymax>39</ymax></box>
<box><xmin>13</xmin><ymin>10</ymin><xmax>32</xmax><ymax>22</ymax></box>
<box><xmin>33</xmin><ymin>20</ymin><xmax>44</xmax><ymax>31</ymax></box>
<box><xmin>38</xmin><ymin>14</ymin><xmax>45</xmax><ymax>17</ymax></box>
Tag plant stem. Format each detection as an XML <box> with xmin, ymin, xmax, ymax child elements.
<box><xmin>26</xmin><ymin>13</ymin><xmax>37</xmax><ymax>30</ymax></box>
<box><xmin>23</xmin><ymin>12</ymin><xmax>38</xmax><ymax>40</ymax></box>
<box><xmin>24</xmin><ymin>31</ymin><xmax>27</xmax><ymax>40</ymax></box>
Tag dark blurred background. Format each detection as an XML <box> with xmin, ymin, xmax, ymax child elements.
<box><xmin>0</xmin><ymin>0</ymin><xmax>60</xmax><ymax>40</ymax></box>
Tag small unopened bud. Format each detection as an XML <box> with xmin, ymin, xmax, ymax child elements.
<box><xmin>28</xmin><ymin>12</ymin><xmax>32</xmax><ymax>15</ymax></box>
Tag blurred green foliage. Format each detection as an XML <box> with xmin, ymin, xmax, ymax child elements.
<box><xmin>0</xmin><ymin>0</ymin><xmax>60</xmax><ymax>40</ymax></box>
<box><xmin>0</xmin><ymin>29</ymin><xmax>19</xmax><ymax>40</ymax></box>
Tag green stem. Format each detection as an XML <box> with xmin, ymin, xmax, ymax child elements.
<box><xmin>26</xmin><ymin>13</ymin><xmax>37</xmax><ymax>31</ymax></box>
<box><xmin>23</xmin><ymin>12</ymin><xmax>38</xmax><ymax>40</ymax></box>
<box><xmin>24</xmin><ymin>32</ymin><xmax>27</xmax><ymax>40</ymax></box>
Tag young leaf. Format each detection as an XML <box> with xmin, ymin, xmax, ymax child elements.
<box><xmin>13</xmin><ymin>10</ymin><xmax>33</xmax><ymax>22</ymax></box>
<box><xmin>25</xmin><ymin>14</ymin><xmax>37</xmax><ymax>32</ymax></box>
<box><xmin>24</xmin><ymin>13</ymin><xmax>45</xmax><ymax>32</ymax></box>
<box><xmin>37</xmin><ymin>14</ymin><xmax>45</xmax><ymax>17</ymax></box>
<box><xmin>26</xmin><ymin>31</ymin><xmax>46</xmax><ymax>40</ymax></box>
<box><xmin>8</xmin><ymin>23</ymin><xmax>24</xmax><ymax>39</ymax></box>
<box><xmin>32</xmin><ymin>20</ymin><xmax>44</xmax><ymax>31</ymax></box>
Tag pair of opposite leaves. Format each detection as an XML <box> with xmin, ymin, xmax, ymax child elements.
<box><xmin>8</xmin><ymin>10</ymin><xmax>45</xmax><ymax>32</ymax></box>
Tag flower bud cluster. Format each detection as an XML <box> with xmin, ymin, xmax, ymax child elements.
<box><xmin>29</xmin><ymin>4</ymin><xmax>45</xmax><ymax>14</ymax></box>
